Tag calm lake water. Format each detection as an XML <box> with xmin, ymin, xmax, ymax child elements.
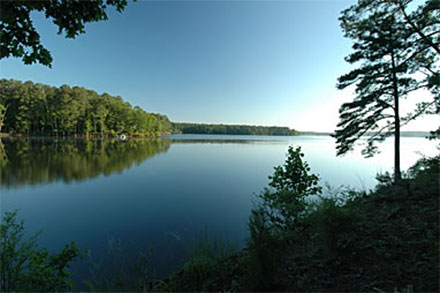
<box><xmin>1</xmin><ymin>134</ymin><xmax>438</xmax><ymax>285</ymax></box>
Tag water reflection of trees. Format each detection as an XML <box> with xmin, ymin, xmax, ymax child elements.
<box><xmin>167</xmin><ymin>138</ymin><xmax>288</xmax><ymax>145</ymax></box>
<box><xmin>0</xmin><ymin>138</ymin><xmax>170</xmax><ymax>188</ymax></box>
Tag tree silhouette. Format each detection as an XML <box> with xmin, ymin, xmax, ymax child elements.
<box><xmin>0</xmin><ymin>0</ymin><xmax>129</xmax><ymax>67</ymax></box>
<box><xmin>334</xmin><ymin>0</ymin><xmax>439</xmax><ymax>182</ymax></box>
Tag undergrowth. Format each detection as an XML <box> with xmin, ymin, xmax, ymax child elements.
<box><xmin>156</xmin><ymin>151</ymin><xmax>439</xmax><ymax>292</ymax></box>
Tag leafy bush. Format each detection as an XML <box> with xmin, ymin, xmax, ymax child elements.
<box><xmin>255</xmin><ymin>146</ymin><xmax>322</xmax><ymax>231</ymax></box>
<box><xmin>246</xmin><ymin>146</ymin><xmax>322</xmax><ymax>290</ymax></box>
<box><xmin>407</xmin><ymin>155</ymin><xmax>439</xmax><ymax>191</ymax></box>
<box><xmin>374</xmin><ymin>155</ymin><xmax>440</xmax><ymax>198</ymax></box>
<box><xmin>246</xmin><ymin>207</ymin><xmax>280</xmax><ymax>291</ymax></box>
<box><xmin>407</xmin><ymin>155</ymin><xmax>439</xmax><ymax>179</ymax></box>
<box><xmin>0</xmin><ymin>211</ymin><xmax>81</xmax><ymax>292</ymax></box>
<box><xmin>307</xmin><ymin>197</ymin><xmax>360</xmax><ymax>256</ymax></box>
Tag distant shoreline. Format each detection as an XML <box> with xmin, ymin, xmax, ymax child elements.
<box><xmin>172</xmin><ymin>122</ymin><xmax>300</xmax><ymax>136</ymax></box>
<box><xmin>0</xmin><ymin>133</ymin><xmax>170</xmax><ymax>139</ymax></box>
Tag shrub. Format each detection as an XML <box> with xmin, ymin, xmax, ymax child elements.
<box><xmin>254</xmin><ymin>145</ymin><xmax>322</xmax><ymax>231</ymax></box>
<box><xmin>247</xmin><ymin>146</ymin><xmax>322</xmax><ymax>290</ymax></box>
<box><xmin>0</xmin><ymin>211</ymin><xmax>81</xmax><ymax>292</ymax></box>
<box><xmin>307</xmin><ymin>197</ymin><xmax>360</xmax><ymax>257</ymax></box>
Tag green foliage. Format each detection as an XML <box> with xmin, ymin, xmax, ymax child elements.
<box><xmin>187</xmin><ymin>230</ymin><xmax>237</xmax><ymax>262</ymax></box>
<box><xmin>375</xmin><ymin>154</ymin><xmax>440</xmax><ymax>197</ymax></box>
<box><xmin>0</xmin><ymin>79</ymin><xmax>173</xmax><ymax>136</ymax></box>
<box><xmin>154</xmin><ymin>230</ymin><xmax>240</xmax><ymax>292</ymax></box>
<box><xmin>375</xmin><ymin>171</ymin><xmax>395</xmax><ymax>189</ymax></box>
<box><xmin>0</xmin><ymin>0</ymin><xmax>129</xmax><ymax>67</ymax></box>
<box><xmin>173</xmin><ymin>122</ymin><xmax>299</xmax><ymax>136</ymax></box>
<box><xmin>307</xmin><ymin>196</ymin><xmax>361</xmax><ymax>258</ymax></box>
<box><xmin>0</xmin><ymin>211</ymin><xmax>81</xmax><ymax>292</ymax></box>
<box><xmin>269</xmin><ymin>146</ymin><xmax>321</xmax><ymax>195</ymax></box>
<box><xmin>180</xmin><ymin>234</ymin><xmax>236</xmax><ymax>291</ymax></box>
<box><xmin>246</xmin><ymin>207</ymin><xmax>280</xmax><ymax>291</ymax></box>
<box><xmin>406</xmin><ymin>155</ymin><xmax>439</xmax><ymax>196</ymax></box>
<box><xmin>244</xmin><ymin>150</ymin><xmax>439</xmax><ymax>292</ymax></box>
<box><xmin>407</xmin><ymin>155</ymin><xmax>439</xmax><ymax>180</ymax></box>
<box><xmin>0</xmin><ymin>104</ymin><xmax>6</xmax><ymax>132</ymax></box>
<box><xmin>255</xmin><ymin>146</ymin><xmax>321</xmax><ymax>231</ymax></box>
<box><xmin>246</xmin><ymin>146</ymin><xmax>322</xmax><ymax>290</ymax></box>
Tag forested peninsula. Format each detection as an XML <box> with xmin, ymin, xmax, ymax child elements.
<box><xmin>0</xmin><ymin>79</ymin><xmax>300</xmax><ymax>138</ymax></box>
<box><xmin>173</xmin><ymin>122</ymin><xmax>299</xmax><ymax>136</ymax></box>
<box><xmin>0</xmin><ymin>79</ymin><xmax>173</xmax><ymax>137</ymax></box>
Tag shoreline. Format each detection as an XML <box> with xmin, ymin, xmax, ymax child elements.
<box><xmin>0</xmin><ymin>133</ymin><xmax>171</xmax><ymax>139</ymax></box>
<box><xmin>0</xmin><ymin>131</ymin><xmax>433</xmax><ymax>139</ymax></box>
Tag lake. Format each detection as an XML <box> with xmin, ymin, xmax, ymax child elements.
<box><xmin>0</xmin><ymin>134</ymin><xmax>438</xmax><ymax>286</ymax></box>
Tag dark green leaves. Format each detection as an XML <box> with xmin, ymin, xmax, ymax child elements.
<box><xmin>255</xmin><ymin>146</ymin><xmax>322</xmax><ymax>231</ymax></box>
<box><xmin>0</xmin><ymin>79</ymin><xmax>173</xmax><ymax>136</ymax></box>
<box><xmin>0</xmin><ymin>0</ymin><xmax>129</xmax><ymax>67</ymax></box>
<box><xmin>0</xmin><ymin>211</ymin><xmax>82</xmax><ymax>292</ymax></box>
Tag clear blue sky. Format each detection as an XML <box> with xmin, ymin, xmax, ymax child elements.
<box><xmin>0</xmin><ymin>0</ymin><xmax>381</xmax><ymax>131</ymax></box>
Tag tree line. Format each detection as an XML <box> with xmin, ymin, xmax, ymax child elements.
<box><xmin>0</xmin><ymin>79</ymin><xmax>173</xmax><ymax>137</ymax></box>
<box><xmin>173</xmin><ymin>122</ymin><xmax>299</xmax><ymax>136</ymax></box>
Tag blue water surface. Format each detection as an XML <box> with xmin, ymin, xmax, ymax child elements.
<box><xmin>1</xmin><ymin>134</ymin><xmax>437</xmax><ymax>285</ymax></box>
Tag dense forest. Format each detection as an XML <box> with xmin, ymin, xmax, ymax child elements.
<box><xmin>0</xmin><ymin>79</ymin><xmax>173</xmax><ymax>137</ymax></box>
<box><xmin>0</xmin><ymin>80</ymin><xmax>300</xmax><ymax>138</ymax></box>
<box><xmin>173</xmin><ymin>122</ymin><xmax>299</xmax><ymax>136</ymax></box>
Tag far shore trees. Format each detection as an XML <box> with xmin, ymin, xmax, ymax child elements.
<box><xmin>0</xmin><ymin>79</ymin><xmax>173</xmax><ymax>137</ymax></box>
<box><xmin>0</xmin><ymin>1</ymin><xmax>132</xmax><ymax>132</ymax></box>
<box><xmin>334</xmin><ymin>0</ymin><xmax>439</xmax><ymax>182</ymax></box>
<box><xmin>173</xmin><ymin>122</ymin><xmax>299</xmax><ymax>136</ymax></box>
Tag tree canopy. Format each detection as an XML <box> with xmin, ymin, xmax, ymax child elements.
<box><xmin>0</xmin><ymin>79</ymin><xmax>173</xmax><ymax>136</ymax></box>
<box><xmin>0</xmin><ymin>0</ymin><xmax>129</xmax><ymax>67</ymax></box>
<box><xmin>333</xmin><ymin>0</ymin><xmax>439</xmax><ymax>181</ymax></box>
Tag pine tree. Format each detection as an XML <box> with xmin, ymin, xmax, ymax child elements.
<box><xmin>334</xmin><ymin>0</ymin><xmax>439</xmax><ymax>182</ymax></box>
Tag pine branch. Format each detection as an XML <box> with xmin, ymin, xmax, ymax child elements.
<box><xmin>397</xmin><ymin>0</ymin><xmax>440</xmax><ymax>54</ymax></box>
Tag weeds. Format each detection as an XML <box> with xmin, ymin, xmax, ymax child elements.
<box><xmin>156</xmin><ymin>229</ymin><xmax>239</xmax><ymax>292</ymax></box>
<box><xmin>84</xmin><ymin>237</ymin><xmax>154</xmax><ymax>292</ymax></box>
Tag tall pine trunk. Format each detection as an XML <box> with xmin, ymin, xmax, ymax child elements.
<box><xmin>391</xmin><ymin>49</ymin><xmax>401</xmax><ymax>182</ymax></box>
<box><xmin>393</xmin><ymin>92</ymin><xmax>401</xmax><ymax>182</ymax></box>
